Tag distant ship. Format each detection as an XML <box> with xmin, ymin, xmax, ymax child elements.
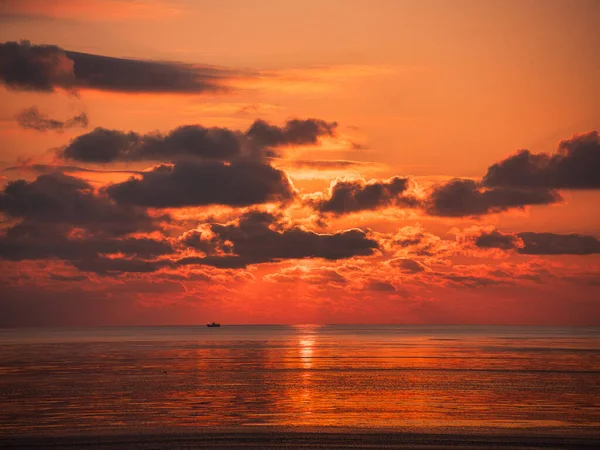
<box><xmin>206</xmin><ymin>322</ymin><xmax>221</xmax><ymax>327</ymax></box>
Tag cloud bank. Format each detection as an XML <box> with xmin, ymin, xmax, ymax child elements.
<box><xmin>61</xmin><ymin>119</ymin><xmax>337</xmax><ymax>163</ymax></box>
<box><xmin>483</xmin><ymin>131</ymin><xmax>600</xmax><ymax>189</ymax></box>
<box><xmin>311</xmin><ymin>177</ymin><xmax>420</xmax><ymax>216</ymax></box>
<box><xmin>0</xmin><ymin>40</ymin><xmax>234</xmax><ymax>94</ymax></box>
<box><xmin>472</xmin><ymin>229</ymin><xmax>600</xmax><ymax>255</ymax></box>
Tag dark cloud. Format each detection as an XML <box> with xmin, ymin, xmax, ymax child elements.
<box><xmin>62</xmin><ymin>126</ymin><xmax>240</xmax><ymax>163</ymax></box>
<box><xmin>483</xmin><ymin>131</ymin><xmax>600</xmax><ymax>189</ymax></box>
<box><xmin>61</xmin><ymin>119</ymin><xmax>336</xmax><ymax>164</ymax></box>
<box><xmin>518</xmin><ymin>232</ymin><xmax>600</xmax><ymax>255</ymax></box>
<box><xmin>440</xmin><ymin>273</ymin><xmax>502</xmax><ymax>288</ymax></box>
<box><xmin>0</xmin><ymin>172</ymin><xmax>173</xmax><ymax>274</ymax></box>
<box><xmin>16</xmin><ymin>106</ymin><xmax>88</xmax><ymax>132</ymax></box>
<box><xmin>105</xmin><ymin>161</ymin><xmax>295</xmax><ymax>207</ymax></box>
<box><xmin>176</xmin><ymin>255</ymin><xmax>251</xmax><ymax>269</ymax></box>
<box><xmin>0</xmin><ymin>40</ymin><xmax>232</xmax><ymax>93</ymax></box>
<box><xmin>312</xmin><ymin>177</ymin><xmax>419</xmax><ymax>215</ymax></box>
<box><xmin>246</xmin><ymin>118</ymin><xmax>337</xmax><ymax>148</ymax></box>
<box><xmin>49</xmin><ymin>273</ymin><xmax>88</xmax><ymax>282</ymax></box>
<box><xmin>179</xmin><ymin>211</ymin><xmax>379</xmax><ymax>268</ymax></box>
<box><xmin>0</xmin><ymin>40</ymin><xmax>74</xmax><ymax>91</ymax></box>
<box><xmin>0</xmin><ymin>228</ymin><xmax>172</xmax><ymax>262</ymax></box>
<box><xmin>0</xmin><ymin>218</ymin><xmax>173</xmax><ymax>274</ymax></box>
<box><xmin>92</xmin><ymin>237</ymin><xmax>173</xmax><ymax>258</ymax></box>
<box><xmin>0</xmin><ymin>172</ymin><xmax>161</xmax><ymax>236</ymax></box>
<box><xmin>364</xmin><ymin>280</ymin><xmax>397</xmax><ymax>292</ymax></box>
<box><xmin>65</xmin><ymin>50</ymin><xmax>230</xmax><ymax>94</ymax></box>
<box><xmin>472</xmin><ymin>230</ymin><xmax>600</xmax><ymax>255</ymax></box>
<box><xmin>264</xmin><ymin>266</ymin><xmax>347</xmax><ymax>285</ymax></box>
<box><xmin>1</xmin><ymin>164</ymin><xmax>141</xmax><ymax>176</ymax></box>
<box><xmin>71</xmin><ymin>257</ymin><xmax>171</xmax><ymax>275</ymax></box>
<box><xmin>474</xmin><ymin>230</ymin><xmax>523</xmax><ymax>250</ymax></box>
<box><xmin>426</xmin><ymin>179</ymin><xmax>561</xmax><ymax>217</ymax></box>
<box><xmin>394</xmin><ymin>236</ymin><xmax>426</xmax><ymax>248</ymax></box>
<box><xmin>61</xmin><ymin>128</ymin><xmax>141</xmax><ymax>163</ymax></box>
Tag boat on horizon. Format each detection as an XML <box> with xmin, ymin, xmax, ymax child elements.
<box><xmin>206</xmin><ymin>322</ymin><xmax>221</xmax><ymax>327</ymax></box>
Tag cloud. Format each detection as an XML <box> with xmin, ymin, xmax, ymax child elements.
<box><xmin>62</xmin><ymin>126</ymin><xmax>240</xmax><ymax>163</ymax></box>
<box><xmin>1</xmin><ymin>164</ymin><xmax>141</xmax><ymax>176</ymax></box>
<box><xmin>472</xmin><ymin>229</ymin><xmax>600</xmax><ymax>255</ymax></box>
<box><xmin>0</xmin><ymin>41</ymin><xmax>74</xmax><ymax>92</ymax></box>
<box><xmin>0</xmin><ymin>215</ymin><xmax>173</xmax><ymax>275</ymax></box>
<box><xmin>305</xmin><ymin>174</ymin><xmax>561</xmax><ymax>218</ymax></box>
<box><xmin>246</xmin><ymin>118</ymin><xmax>337</xmax><ymax>148</ymax></box>
<box><xmin>0</xmin><ymin>171</ymin><xmax>175</xmax><ymax>274</ymax></box>
<box><xmin>104</xmin><ymin>161</ymin><xmax>295</xmax><ymax>207</ymax></box>
<box><xmin>263</xmin><ymin>265</ymin><xmax>347</xmax><ymax>285</ymax></box>
<box><xmin>16</xmin><ymin>106</ymin><xmax>88</xmax><ymax>132</ymax></box>
<box><xmin>483</xmin><ymin>130</ymin><xmax>600</xmax><ymax>189</ymax></box>
<box><xmin>425</xmin><ymin>179</ymin><xmax>561</xmax><ymax>217</ymax></box>
<box><xmin>473</xmin><ymin>229</ymin><xmax>523</xmax><ymax>250</ymax></box>
<box><xmin>0</xmin><ymin>40</ymin><xmax>232</xmax><ymax>93</ymax></box>
<box><xmin>71</xmin><ymin>257</ymin><xmax>171</xmax><ymax>275</ymax></box>
<box><xmin>310</xmin><ymin>177</ymin><xmax>420</xmax><ymax>215</ymax></box>
<box><xmin>364</xmin><ymin>280</ymin><xmax>397</xmax><ymax>292</ymax></box>
<box><xmin>518</xmin><ymin>232</ymin><xmax>600</xmax><ymax>255</ymax></box>
<box><xmin>0</xmin><ymin>172</ymin><xmax>161</xmax><ymax>236</ymax></box>
<box><xmin>388</xmin><ymin>258</ymin><xmax>426</xmax><ymax>273</ymax></box>
<box><xmin>179</xmin><ymin>210</ymin><xmax>379</xmax><ymax>267</ymax></box>
<box><xmin>382</xmin><ymin>225</ymin><xmax>457</xmax><ymax>258</ymax></box>
<box><xmin>61</xmin><ymin>119</ymin><xmax>336</xmax><ymax>163</ymax></box>
<box><xmin>0</xmin><ymin>228</ymin><xmax>172</xmax><ymax>262</ymax></box>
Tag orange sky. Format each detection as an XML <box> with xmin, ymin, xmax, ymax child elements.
<box><xmin>0</xmin><ymin>0</ymin><xmax>599</xmax><ymax>326</ymax></box>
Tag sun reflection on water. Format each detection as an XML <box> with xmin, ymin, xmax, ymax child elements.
<box><xmin>294</xmin><ymin>325</ymin><xmax>321</xmax><ymax>419</ymax></box>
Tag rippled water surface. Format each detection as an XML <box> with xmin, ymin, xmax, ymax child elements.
<box><xmin>1</xmin><ymin>325</ymin><xmax>599</xmax><ymax>435</ymax></box>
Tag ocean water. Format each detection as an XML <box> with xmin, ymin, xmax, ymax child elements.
<box><xmin>0</xmin><ymin>325</ymin><xmax>599</xmax><ymax>436</ymax></box>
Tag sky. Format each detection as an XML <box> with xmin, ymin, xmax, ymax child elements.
<box><xmin>0</xmin><ymin>0</ymin><xmax>599</xmax><ymax>326</ymax></box>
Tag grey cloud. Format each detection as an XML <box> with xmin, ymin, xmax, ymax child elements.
<box><xmin>1</xmin><ymin>164</ymin><xmax>141</xmax><ymax>176</ymax></box>
<box><xmin>483</xmin><ymin>131</ymin><xmax>600</xmax><ymax>189</ymax></box>
<box><xmin>426</xmin><ymin>179</ymin><xmax>561</xmax><ymax>217</ymax></box>
<box><xmin>518</xmin><ymin>232</ymin><xmax>600</xmax><ymax>255</ymax></box>
<box><xmin>71</xmin><ymin>257</ymin><xmax>171</xmax><ymax>275</ymax></box>
<box><xmin>0</xmin><ymin>172</ymin><xmax>161</xmax><ymax>236</ymax></box>
<box><xmin>104</xmin><ymin>161</ymin><xmax>295</xmax><ymax>208</ymax></box>
<box><xmin>472</xmin><ymin>230</ymin><xmax>600</xmax><ymax>255</ymax></box>
<box><xmin>0</xmin><ymin>220</ymin><xmax>173</xmax><ymax>275</ymax></box>
<box><xmin>179</xmin><ymin>211</ymin><xmax>379</xmax><ymax>268</ymax></box>
<box><xmin>312</xmin><ymin>177</ymin><xmax>419</xmax><ymax>215</ymax></box>
<box><xmin>62</xmin><ymin>126</ymin><xmax>240</xmax><ymax>163</ymax></box>
<box><xmin>16</xmin><ymin>106</ymin><xmax>88</xmax><ymax>132</ymax></box>
<box><xmin>474</xmin><ymin>230</ymin><xmax>523</xmax><ymax>250</ymax></box>
<box><xmin>61</xmin><ymin>119</ymin><xmax>335</xmax><ymax>164</ymax></box>
<box><xmin>62</xmin><ymin>128</ymin><xmax>141</xmax><ymax>163</ymax></box>
<box><xmin>246</xmin><ymin>118</ymin><xmax>337</xmax><ymax>148</ymax></box>
<box><xmin>0</xmin><ymin>40</ymin><xmax>232</xmax><ymax>93</ymax></box>
<box><xmin>0</xmin><ymin>229</ymin><xmax>172</xmax><ymax>263</ymax></box>
<box><xmin>0</xmin><ymin>40</ymin><xmax>74</xmax><ymax>91</ymax></box>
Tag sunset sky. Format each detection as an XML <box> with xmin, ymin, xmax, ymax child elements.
<box><xmin>0</xmin><ymin>0</ymin><xmax>599</xmax><ymax>326</ymax></box>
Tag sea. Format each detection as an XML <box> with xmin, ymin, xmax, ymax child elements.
<box><xmin>1</xmin><ymin>325</ymin><xmax>599</xmax><ymax>437</ymax></box>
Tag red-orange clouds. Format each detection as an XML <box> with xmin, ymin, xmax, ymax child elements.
<box><xmin>1</xmin><ymin>20</ymin><xmax>599</xmax><ymax>326</ymax></box>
